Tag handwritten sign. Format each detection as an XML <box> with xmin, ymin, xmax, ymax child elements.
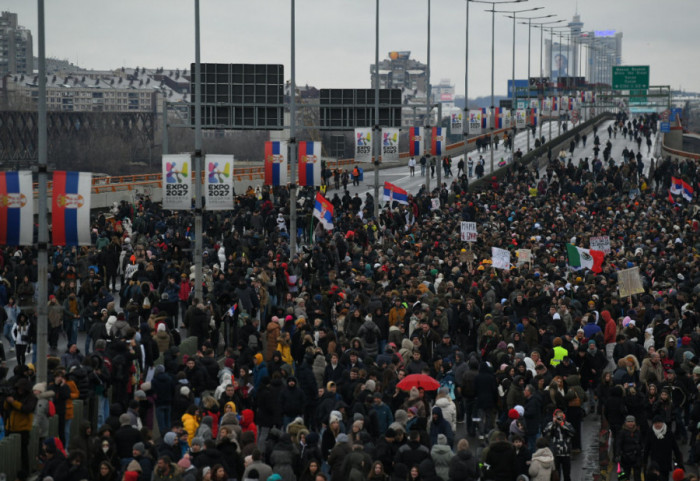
<box><xmin>461</xmin><ymin>222</ymin><xmax>477</xmax><ymax>242</ymax></box>
<box><xmin>491</xmin><ymin>247</ymin><xmax>511</xmax><ymax>270</ymax></box>
<box><xmin>589</xmin><ymin>235</ymin><xmax>611</xmax><ymax>254</ymax></box>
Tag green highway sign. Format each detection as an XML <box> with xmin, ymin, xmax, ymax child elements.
<box><xmin>630</xmin><ymin>89</ymin><xmax>647</xmax><ymax>104</ymax></box>
<box><xmin>612</xmin><ymin>66</ymin><xmax>650</xmax><ymax>90</ymax></box>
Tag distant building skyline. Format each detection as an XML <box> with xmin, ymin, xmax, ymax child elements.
<box><xmin>0</xmin><ymin>11</ymin><xmax>33</xmax><ymax>76</ymax></box>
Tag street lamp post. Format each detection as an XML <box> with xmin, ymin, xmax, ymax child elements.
<box><xmin>509</xmin><ymin>14</ymin><xmax>554</xmax><ymax>153</ymax></box>
<box><xmin>425</xmin><ymin>0</ymin><xmax>432</xmax><ymax>193</ymax></box>
<box><xmin>373</xmin><ymin>0</ymin><xmax>379</xmax><ymax>219</ymax></box>
<box><xmin>485</xmin><ymin>5</ymin><xmax>542</xmax><ymax>171</ymax></box>
<box><xmin>471</xmin><ymin>0</ymin><xmax>525</xmax><ymax>176</ymax></box>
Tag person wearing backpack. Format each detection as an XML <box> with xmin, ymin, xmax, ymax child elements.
<box><xmin>357</xmin><ymin>314</ymin><xmax>381</xmax><ymax>358</ymax></box>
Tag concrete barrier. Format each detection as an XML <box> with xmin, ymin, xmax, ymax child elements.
<box><xmin>0</xmin><ymin>433</ymin><xmax>22</xmax><ymax>479</ymax></box>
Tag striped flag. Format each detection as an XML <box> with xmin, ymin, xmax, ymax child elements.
<box><xmin>681</xmin><ymin>179</ymin><xmax>694</xmax><ymax>201</ymax></box>
<box><xmin>264</xmin><ymin>141</ymin><xmax>288</xmax><ymax>186</ymax></box>
<box><xmin>481</xmin><ymin>108</ymin><xmax>488</xmax><ymax>128</ymax></box>
<box><xmin>313</xmin><ymin>192</ymin><xmax>333</xmax><ymax>230</ymax></box>
<box><xmin>530</xmin><ymin>108</ymin><xmax>538</xmax><ymax>127</ymax></box>
<box><xmin>431</xmin><ymin>127</ymin><xmax>445</xmax><ymax>156</ymax></box>
<box><xmin>0</xmin><ymin>171</ymin><xmax>34</xmax><ymax>246</ymax></box>
<box><xmin>298</xmin><ymin>141</ymin><xmax>322</xmax><ymax>187</ymax></box>
<box><xmin>670</xmin><ymin>177</ymin><xmax>683</xmax><ymax>195</ymax></box>
<box><xmin>409</xmin><ymin>127</ymin><xmax>424</xmax><ymax>156</ymax></box>
<box><xmin>52</xmin><ymin>171</ymin><xmax>92</xmax><ymax>246</ymax></box>
<box><xmin>493</xmin><ymin>107</ymin><xmax>502</xmax><ymax>128</ymax></box>
<box><xmin>383</xmin><ymin>181</ymin><xmax>408</xmax><ymax>205</ymax></box>
<box><xmin>566</xmin><ymin>244</ymin><xmax>604</xmax><ymax>273</ymax></box>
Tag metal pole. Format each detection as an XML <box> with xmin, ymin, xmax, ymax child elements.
<box><xmin>36</xmin><ymin>0</ymin><xmax>48</xmax><ymax>384</ymax></box>
<box><xmin>557</xmin><ymin>33</ymin><xmax>561</xmax><ymax>136</ymax></box>
<box><xmin>463</xmin><ymin>0</ymin><xmax>469</xmax><ymax>149</ymax></box>
<box><xmin>162</xmin><ymin>97</ymin><xmax>169</xmax><ymax>155</ymax></box>
<box><xmin>539</xmin><ymin>25</ymin><xmax>543</xmax><ymax>141</ymax></box>
<box><xmin>289</xmin><ymin>0</ymin><xmax>298</xmax><ymax>255</ymax></box>
<box><xmin>425</xmin><ymin>0</ymin><xmax>431</xmax><ymax>192</ymax></box>
<box><xmin>511</xmin><ymin>13</ymin><xmax>517</xmax><ymax>154</ymax></box>
<box><xmin>193</xmin><ymin>0</ymin><xmax>203</xmax><ymax>302</ymax></box>
<box><xmin>373</xmin><ymin>0</ymin><xmax>379</xmax><ymax>219</ymax></box>
<box><xmin>490</xmin><ymin>2</ymin><xmax>495</xmax><ymax>174</ymax></box>
<box><xmin>526</xmin><ymin>18</ymin><xmax>531</xmax><ymax>152</ymax></box>
<box><xmin>436</xmin><ymin>101</ymin><xmax>442</xmax><ymax>188</ymax></box>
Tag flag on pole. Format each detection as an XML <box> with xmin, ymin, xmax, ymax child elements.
<box><xmin>227</xmin><ymin>303</ymin><xmax>237</xmax><ymax>317</ymax></box>
<box><xmin>431</xmin><ymin>127</ymin><xmax>445</xmax><ymax>156</ymax></box>
<box><xmin>681</xmin><ymin>179</ymin><xmax>694</xmax><ymax>201</ymax></box>
<box><xmin>566</xmin><ymin>244</ymin><xmax>604</xmax><ymax>273</ymax></box>
<box><xmin>354</xmin><ymin>128</ymin><xmax>373</xmax><ymax>162</ymax></box>
<box><xmin>468</xmin><ymin>110</ymin><xmax>483</xmax><ymax>134</ymax></box>
<box><xmin>298</xmin><ymin>141</ymin><xmax>322</xmax><ymax>186</ymax></box>
<box><xmin>493</xmin><ymin>107</ymin><xmax>502</xmax><ymax>128</ymax></box>
<box><xmin>560</xmin><ymin>96</ymin><xmax>569</xmax><ymax>111</ymax></box>
<box><xmin>313</xmin><ymin>192</ymin><xmax>334</xmax><ymax>230</ymax></box>
<box><xmin>264</xmin><ymin>141</ymin><xmax>288</xmax><ymax>186</ymax></box>
<box><xmin>503</xmin><ymin>109</ymin><xmax>512</xmax><ymax>129</ymax></box>
<box><xmin>670</xmin><ymin>177</ymin><xmax>683</xmax><ymax>195</ymax></box>
<box><xmin>530</xmin><ymin>108</ymin><xmax>538</xmax><ymax>127</ymax></box>
<box><xmin>383</xmin><ymin>181</ymin><xmax>408</xmax><ymax>205</ymax></box>
<box><xmin>409</xmin><ymin>127</ymin><xmax>424</xmax><ymax>156</ymax></box>
<box><xmin>0</xmin><ymin>171</ymin><xmax>34</xmax><ymax>246</ymax></box>
<box><xmin>551</xmin><ymin>97</ymin><xmax>559</xmax><ymax>112</ymax></box>
<box><xmin>52</xmin><ymin>171</ymin><xmax>92</xmax><ymax>246</ymax></box>
<box><xmin>668</xmin><ymin>190</ymin><xmax>676</xmax><ymax>204</ymax></box>
<box><xmin>382</xmin><ymin>128</ymin><xmax>400</xmax><ymax>162</ymax></box>
<box><xmin>481</xmin><ymin>108</ymin><xmax>488</xmax><ymax>128</ymax></box>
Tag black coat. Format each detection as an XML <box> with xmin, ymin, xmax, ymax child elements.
<box><xmin>448</xmin><ymin>449</ymin><xmax>479</xmax><ymax>481</ymax></box>
<box><xmin>114</xmin><ymin>425</ymin><xmax>142</xmax><ymax>459</ymax></box>
<box><xmin>484</xmin><ymin>440</ymin><xmax>517</xmax><ymax>481</ymax></box>
<box><xmin>644</xmin><ymin>426</ymin><xmax>683</xmax><ymax>472</ymax></box>
<box><xmin>474</xmin><ymin>363</ymin><xmax>498</xmax><ymax>409</ymax></box>
<box><xmin>280</xmin><ymin>380</ymin><xmax>306</xmax><ymax>418</ymax></box>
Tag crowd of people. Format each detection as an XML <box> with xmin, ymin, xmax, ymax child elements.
<box><xmin>1</xmin><ymin>112</ymin><xmax>700</xmax><ymax>481</ymax></box>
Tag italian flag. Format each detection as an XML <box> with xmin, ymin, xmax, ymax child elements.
<box><xmin>566</xmin><ymin>244</ymin><xmax>604</xmax><ymax>273</ymax></box>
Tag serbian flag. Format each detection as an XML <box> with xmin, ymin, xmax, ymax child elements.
<box><xmin>566</xmin><ymin>244</ymin><xmax>604</xmax><ymax>273</ymax></box>
<box><xmin>529</xmin><ymin>108</ymin><xmax>538</xmax><ymax>127</ymax></box>
<box><xmin>0</xmin><ymin>171</ymin><xmax>34</xmax><ymax>246</ymax></box>
<box><xmin>298</xmin><ymin>141</ymin><xmax>322</xmax><ymax>186</ymax></box>
<box><xmin>431</xmin><ymin>127</ymin><xmax>445</xmax><ymax>156</ymax></box>
<box><xmin>409</xmin><ymin>127</ymin><xmax>424</xmax><ymax>156</ymax></box>
<box><xmin>670</xmin><ymin>177</ymin><xmax>683</xmax><ymax>195</ymax></box>
<box><xmin>481</xmin><ymin>108</ymin><xmax>488</xmax><ymax>128</ymax></box>
<box><xmin>52</xmin><ymin>171</ymin><xmax>92</xmax><ymax>246</ymax></box>
<box><xmin>264</xmin><ymin>141</ymin><xmax>287</xmax><ymax>186</ymax></box>
<box><xmin>681</xmin><ymin>179</ymin><xmax>694</xmax><ymax>201</ymax></box>
<box><xmin>383</xmin><ymin>181</ymin><xmax>408</xmax><ymax>205</ymax></box>
<box><xmin>313</xmin><ymin>192</ymin><xmax>333</xmax><ymax>230</ymax></box>
<box><xmin>493</xmin><ymin>108</ymin><xmax>502</xmax><ymax>129</ymax></box>
<box><xmin>551</xmin><ymin>97</ymin><xmax>559</xmax><ymax>112</ymax></box>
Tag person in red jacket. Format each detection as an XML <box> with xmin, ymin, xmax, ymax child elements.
<box><xmin>240</xmin><ymin>409</ymin><xmax>258</xmax><ymax>442</ymax></box>
<box><xmin>602</xmin><ymin>310</ymin><xmax>617</xmax><ymax>371</ymax></box>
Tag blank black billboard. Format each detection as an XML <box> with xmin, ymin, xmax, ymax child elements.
<box><xmin>320</xmin><ymin>89</ymin><xmax>402</xmax><ymax>130</ymax></box>
<box><xmin>190</xmin><ymin>63</ymin><xmax>284</xmax><ymax>129</ymax></box>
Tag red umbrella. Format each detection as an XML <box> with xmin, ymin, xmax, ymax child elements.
<box><xmin>396</xmin><ymin>373</ymin><xmax>441</xmax><ymax>391</ymax></box>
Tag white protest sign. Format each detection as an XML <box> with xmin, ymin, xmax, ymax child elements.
<box><xmin>461</xmin><ymin>222</ymin><xmax>477</xmax><ymax>242</ymax></box>
<box><xmin>517</xmin><ymin>249</ymin><xmax>532</xmax><ymax>265</ymax></box>
<box><xmin>589</xmin><ymin>235</ymin><xmax>611</xmax><ymax>254</ymax></box>
<box><xmin>431</xmin><ymin>198</ymin><xmax>441</xmax><ymax>211</ymax></box>
<box><xmin>491</xmin><ymin>247</ymin><xmax>511</xmax><ymax>270</ymax></box>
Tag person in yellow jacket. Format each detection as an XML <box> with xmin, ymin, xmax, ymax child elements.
<box><xmin>181</xmin><ymin>404</ymin><xmax>200</xmax><ymax>445</ymax></box>
<box><xmin>63</xmin><ymin>368</ymin><xmax>80</xmax><ymax>445</ymax></box>
<box><xmin>4</xmin><ymin>378</ymin><xmax>37</xmax><ymax>472</ymax></box>
<box><xmin>276</xmin><ymin>332</ymin><xmax>294</xmax><ymax>367</ymax></box>
<box><xmin>550</xmin><ymin>337</ymin><xmax>568</xmax><ymax>367</ymax></box>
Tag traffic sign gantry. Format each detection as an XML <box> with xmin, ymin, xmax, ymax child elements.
<box><xmin>612</xmin><ymin>66</ymin><xmax>650</xmax><ymax>91</ymax></box>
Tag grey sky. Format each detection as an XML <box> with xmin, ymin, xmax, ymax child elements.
<box><xmin>6</xmin><ymin>0</ymin><xmax>698</xmax><ymax>98</ymax></box>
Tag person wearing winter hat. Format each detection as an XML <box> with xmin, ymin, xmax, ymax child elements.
<box><xmin>190</xmin><ymin>436</ymin><xmax>205</xmax><ymax>452</ymax></box>
<box><xmin>158</xmin><ymin>431</ymin><xmax>181</xmax><ymax>462</ymax></box>
<box><xmin>644</xmin><ymin>415</ymin><xmax>683</xmax><ymax>481</ymax></box>
<box><xmin>672</xmin><ymin>468</ymin><xmax>686</xmax><ymax>481</ymax></box>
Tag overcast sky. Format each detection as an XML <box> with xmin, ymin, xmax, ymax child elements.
<box><xmin>6</xmin><ymin>0</ymin><xmax>698</xmax><ymax>98</ymax></box>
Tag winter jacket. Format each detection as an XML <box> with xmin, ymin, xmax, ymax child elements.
<box><xmin>447</xmin><ymin>448</ymin><xmax>479</xmax><ymax>481</ymax></box>
<box><xmin>474</xmin><ymin>363</ymin><xmax>498</xmax><ymax>409</ymax></box>
<box><xmin>280</xmin><ymin>378</ymin><xmax>306</xmax><ymax>418</ymax></box>
<box><xmin>4</xmin><ymin>379</ymin><xmax>37</xmax><ymax>432</ymax></box>
<box><xmin>615</xmin><ymin>424</ymin><xmax>643</xmax><ymax>466</ymax></box>
<box><xmin>429</xmin><ymin>406</ymin><xmax>454</xmax><ymax>447</ymax></box>
<box><xmin>33</xmin><ymin>390</ymin><xmax>55</xmax><ymax>438</ymax></box>
<box><xmin>528</xmin><ymin>447</ymin><xmax>555</xmax><ymax>481</ymax></box>
<box><xmin>240</xmin><ymin>409</ymin><xmax>258</xmax><ymax>442</ymax></box>
<box><xmin>524</xmin><ymin>392</ymin><xmax>543</xmax><ymax>437</ymax></box>
<box><xmin>430</xmin><ymin>443</ymin><xmax>454</xmax><ymax>481</ymax></box>
<box><xmin>435</xmin><ymin>396</ymin><xmax>457</xmax><ymax>432</ymax></box>
<box><xmin>484</xmin><ymin>440</ymin><xmax>517</xmax><ymax>481</ymax></box>
<box><xmin>643</xmin><ymin>423</ymin><xmax>683</xmax><ymax>473</ymax></box>
<box><xmin>542</xmin><ymin>420</ymin><xmax>575</xmax><ymax>457</ymax></box>
<box><xmin>181</xmin><ymin>413</ymin><xmax>199</xmax><ymax>445</ymax></box>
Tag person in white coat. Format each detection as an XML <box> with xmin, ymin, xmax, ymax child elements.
<box><xmin>528</xmin><ymin>437</ymin><xmax>555</xmax><ymax>481</ymax></box>
<box><xmin>435</xmin><ymin>387</ymin><xmax>457</xmax><ymax>432</ymax></box>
